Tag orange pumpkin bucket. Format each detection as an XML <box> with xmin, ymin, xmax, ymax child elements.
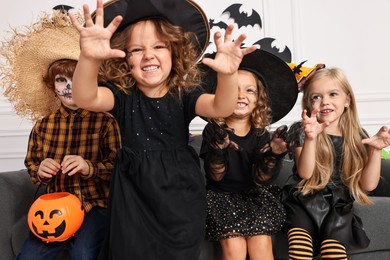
<box><xmin>27</xmin><ymin>192</ymin><xmax>84</xmax><ymax>243</ymax></box>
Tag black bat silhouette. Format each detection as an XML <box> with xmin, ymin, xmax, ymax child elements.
<box><xmin>222</xmin><ymin>4</ymin><xmax>262</xmax><ymax>29</ymax></box>
<box><xmin>291</xmin><ymin>60</ymin><xmax>308</xmax><ymax>75</ymax></box>
<box><xmin>254</xmin><ymin>38</ymin><xmax>292</xmax><ymax>63</ymax></box>
<box><xmin>209</xmin><ymin>19</ymin><xmax>228</xmax><ymax>30</ymax></box>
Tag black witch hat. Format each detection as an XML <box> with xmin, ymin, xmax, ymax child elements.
<box><xmin>200</xmin><ymin>49</ymin><xmax>298</xmax><ymax>123</ymax></box>
<box><xmin>92</xmin><ymin>0</ymin><xmax>210</xmax><ymax>60</ymax></box>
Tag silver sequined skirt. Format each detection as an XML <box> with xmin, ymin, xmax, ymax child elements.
<box><xmin>206</xmin><ymin>185</ymin><xmax>286</xmax><ymax>241</ymax></box>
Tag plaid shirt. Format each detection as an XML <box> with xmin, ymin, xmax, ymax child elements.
<box><xmin>25</xmin><ymin>105</ymin><xmax>121</xmax><ymax>212</ymax></box>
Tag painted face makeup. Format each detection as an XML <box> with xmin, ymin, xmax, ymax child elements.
<box><xmin>54</xmin><ymin>74</ymin><xmax>78</xmax><ymax>110</ymax></box>
<box><xmin>55</xmin><ymin>75</ymin><xmax>72</xmax><ymax>99</ymax></box>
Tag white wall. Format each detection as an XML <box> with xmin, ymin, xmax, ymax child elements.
<box><xmin>192</xmin><ymin>0</ymin><xmax>390</xmax><ymax>138</ymax></box>
<box><xmin>1</xmin><ymin>0</ymin><xmax>389</xmax><ymax>171</ymax></box>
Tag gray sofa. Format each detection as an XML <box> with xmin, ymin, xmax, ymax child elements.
<box><xmin>199</xmin><ymin>159</ymin><xmax>390</xmax><ymax>260</ymax></box>
<box><xmin>1</xmin><ymin>138</ymin><xmax>390</xmax><ymax>259</ymax></box>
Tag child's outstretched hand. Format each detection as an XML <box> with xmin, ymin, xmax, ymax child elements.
<box><xmin>362</xmin><ymin>126</ymin><xmax>390</xmax><ymax>150</ymax></box>
<box><xmin>201</xmin><ymin>24</ymin><xmax>256</xmax><ymax>75</ymax></box>
<box><xmin>301</xmin><ymin>109</ymin><xmax>329</xmax><ymax>140</ymax></box>
<box><xmin>270</xmin><ymin>125</ymin><xmax>289</xmax><ymax>155</ymax></box>
<box><xmin>69</xmin><ymin>0</ymin><xmax>125</xmax><ymax>61</ymax></box>
<box><xmin>211</xmin><ymin>125</ymin><xmax>239</xmax><ymax>151</ymax></box>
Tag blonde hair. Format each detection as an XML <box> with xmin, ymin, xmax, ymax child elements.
<box><xmin>299</xmin><ymin>67</ymin><xmax>370</xmax><ymax>204</ymax></box>
<box><xmin>212</xmin><ymin>70</ymin><xmax>272</xmax><ymax>133</ymax></box>
<box><xmin>99</xmin><ymin>18</ymin><xmax>202</xmax><ymax>97</ymax></box>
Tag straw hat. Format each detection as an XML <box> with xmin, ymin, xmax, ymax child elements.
<box><xmin>92</xmin><ymin>0</ymin><xmax>210</xmax><ymax>61</ymax></box>
<box><xmin>199</xmin><ymin>49</ymin><xmax>299</xmax><ymax>124</ymax></box>
<box><xmin>0</xmin><ymin>10</ymin><xmax>83</xmax><ymax>121</ymax></box>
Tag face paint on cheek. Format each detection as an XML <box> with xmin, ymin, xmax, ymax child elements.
<box><xmin>54</xmin><ymin>75</ymin><xmax>72</xmax><ymax>99</ymax></box>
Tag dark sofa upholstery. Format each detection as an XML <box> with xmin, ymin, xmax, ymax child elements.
<box><xmin>193</xmin><ymin>135</ymin><xmax>390</xmax><ymax>259</ymax></box>
<box><xmin>199</xmin><ymin>157</ymin><xmax>390</xmax><ymax>260</ymax></box>
<box><xmin>1</xmin><ymin>135</ymin><xmax>390</xmax><ymax>259</ymax></box>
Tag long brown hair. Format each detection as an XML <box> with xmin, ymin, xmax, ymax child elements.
<box><xmin>99</xmin><ymin>18</ymin><xmax>202</xmax><ymax>97</ymax></box>
<box><xmin>299</xmin><ymin>67</ymin><xmax>370</xmax><ymax>204</ymax></box>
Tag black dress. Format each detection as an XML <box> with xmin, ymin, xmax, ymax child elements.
<box><xmin>200</xmin><ymin>123</ymin><xmax>286</xmax><ymax>241</ymax></box>
<box><xmin>99</xmin><ymin>83</ymin><xmax>207</xmax><ymax>260</ymax></box>
<box><xmin>282</xmin><ymin>121</ymin><xmax>370</xmax><ymax>255</ymax></box>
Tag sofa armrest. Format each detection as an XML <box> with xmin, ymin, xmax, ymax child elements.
<box><xmin>0</xmin><ymin>170</ymin><xmax>45</xmax><ymax>258</ymax></box>
<box><xmin>371</xmin><ymin>159</ymin><xmax>390</xmax><ymax>197</ymax></box>
<box><xmin>351</xmin><ymin>196</ymin><xmax>390</xmax><ymax>254</ymax></box>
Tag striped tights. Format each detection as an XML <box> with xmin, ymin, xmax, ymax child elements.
<box><xmin>287</xmin><ymin>228</ymin><xmax>348</xmax><ymax>260</ymax></box>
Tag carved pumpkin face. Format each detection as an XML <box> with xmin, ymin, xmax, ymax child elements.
<box><xmin>28</xmin><ymin>192</ymin><xmax>84</xmax><ymax>243</ymax></box>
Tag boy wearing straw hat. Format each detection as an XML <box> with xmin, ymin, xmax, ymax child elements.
<box><xmin>0</xmin><ymin>10</ymin><xmax>121</xmax><ymax>260</ymax></box>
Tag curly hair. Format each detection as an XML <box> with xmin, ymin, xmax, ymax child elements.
<box><xmin>211</xmin><ymin>71</ymin><xmax>272</xmax><ymax>134</ymax></box>
<box><xmin>299</xmin><ymin>67</ymin><xmax>370</xmax><ymax>204</ymax></box>
<box><xmin>99</xmin><ymin>19</ymin><xmax>203</xmax><ymax>98</ymax></box>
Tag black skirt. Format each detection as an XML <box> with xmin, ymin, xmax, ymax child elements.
<box><xmin>99</xmin><ymin>146</ymin><xmax>207</xmax><ymax>260</ymax></box>
<box><xmin>206</xmin><ymin>185</ymin><xmax>286</xmax><ymax>241</ymax></box>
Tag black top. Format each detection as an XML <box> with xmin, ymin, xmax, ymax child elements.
<box><xmin>200</xmin><ymin>123</ymin><xmax>283</xmax><ymax>193</ymax></box>
<box><xmin>102</xmin><ymin>82</ymin><xmax>203</xmax><ymax>150</ymax></box>
<box><xmin>288</xmin><ymin>121</ymin><xmax>345</xmax><ymax>187</ymax></box>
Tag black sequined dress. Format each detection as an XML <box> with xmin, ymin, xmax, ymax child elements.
<box><xmin>98</xmin><ymin>82</ymin><xmax>206</xmax><ymax>260</ymax></box>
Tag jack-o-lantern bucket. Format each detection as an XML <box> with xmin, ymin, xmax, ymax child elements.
<box><xmin>27</xmin><ymin>192</ymin><xmax>84</xmax><ymax>243</ymax></box>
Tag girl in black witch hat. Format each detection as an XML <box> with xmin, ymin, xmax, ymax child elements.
<box><xmin>69</xmin><ymin>0</ymin><xmax>256</xmax><ymax>259</ymax></box>
<box><xmin>199</xmin><ymin>49</ymin><xmax>298</xmax><ymax>260</ymax></box>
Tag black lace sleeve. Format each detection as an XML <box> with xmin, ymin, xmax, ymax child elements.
<box><xmin>253</xmin><ymin>131</ymin><xmax>285</xmax><ymax>185</ymax></box>
<box><xmin>200</xmin><ymin>123</ymin><xmax>229</xmax><ymax>182</ymax></box>
<box><xmin>204</xmin><ymin>147</ymin><xmax>228</xmax><ymax>182</ymax></box>
<box><xmin>286</xmin><ymin>121</ymin><xmax>305</xmax><ymax>159</ymax></box>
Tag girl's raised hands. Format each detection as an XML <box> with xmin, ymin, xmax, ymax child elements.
<box><xmin>362</xmin><ymin>126</ymin><xmax>390</xmax><ymax>150</ymax></box>
<box><xmin>69</xmin><ymin>0</ymin><xmax>125</xmax><ymax>61</ymax></box>
<box><xmin>301</xmin><ymin>109</ymin><xmax>329</xmax><ymax>140</ymax></box>
<box><xmin>202</xmin><ymin>24</ymin><xmax>256</xmax><ymax>75</ymax></box>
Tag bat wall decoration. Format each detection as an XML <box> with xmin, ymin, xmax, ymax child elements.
<box><xmin>254</xmin><ymin>38</ymin><xmax>292</xmax><ymax>63</ymax></box>
<box><xmin>222</xmin><ymin>3</ymin><xmax>262</xmax><ymax>29</ymax></box>
<box><xmin>207</xmin><ymin>2</ymin><xmax>291</xmax><ymax>64</ymax></box>
<box><xmin>209</xmin><ymin>19</ymin><xmax>228</xmax><ymax>30</ymax></box>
